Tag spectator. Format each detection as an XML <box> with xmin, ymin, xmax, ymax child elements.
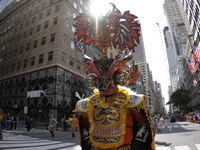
<box><xmin>13</xmin><ymin>115</ymin><xmax>18</xmax><ymax>130</ymax></box>
<box><xmin>25</xmin><ymin>116</ymin><xmax>32</xmax><ymax>134</ymax></box>
<box><xmin>5</xmin><ymin>113</ymin><xmax>11</xmax><ymax>130</ymax></box>
<box><xmin>170</xmin><ymin>116</ymin><xmax>176</xmax><ymax>123</ymax></box>
<box><xmin>0</xmin><ymin>108</ymin><xmax>3</xmax><ymax>140</ymax></box>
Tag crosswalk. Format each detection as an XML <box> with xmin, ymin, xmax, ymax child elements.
<box><xmin>0</xmin><ymin>133</ymin><xmax>82</xmax><ymax>150</ymax></box>
<box><xmin>1</xmin><ymin>127</ymin><xmax>200</xmax><ymax>150</ymax></box>
<box><xmin>156</xmin><ymin>144</ymin><xmax>200</xmax><ymax>150</ymax></box>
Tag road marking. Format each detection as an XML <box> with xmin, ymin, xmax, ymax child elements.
<box><xmin>156</xmin><ymin>147</ymin><xmax>170</xmax><ymax>150</ymax></box>
<box><xmin>175</xmin><ymin>145</ymin><xmax>190</xmax><ymax>150</ymax></box>
<box><xmin>5</xmin><ymin>143</ymin><xmax>77</xmax><ymax>150</ymax></box>
<box><xmin>196</xmin><ymin>144</ymin><xmax>200</xmax><ymax>149</ymax></box>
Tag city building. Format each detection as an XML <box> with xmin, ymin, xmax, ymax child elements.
<box><xmin>0</xmin><ymin>0</ymin><xmax>95</xmax><ymax>121</ymax></box>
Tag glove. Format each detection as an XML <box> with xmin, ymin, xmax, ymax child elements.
<box><xmin>131</xmin><ymin>139</ymin><xmax>143</xmax><ymax>150</ymax></box>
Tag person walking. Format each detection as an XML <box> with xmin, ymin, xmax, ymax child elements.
<box><xmin>0</xmin><ymin>108</ymin><xmax>3</xmax><ymax>140</ymax></box>
<box><xmin>48</xmin><ymin>115</ymin><xmax>56</xmax><ymax>137</ymax></box>
<box><xmin>25</xmin><ymin>116</ymin><xmax>32</xmax><ymax>134</ymax></box>
<box><xmin>69</xmin><ymin>114</ymin><xmax>78</xmax><ymax>138</ymax></box>
<box><xmin>150</xmin><ymin>113</ymin><xmax>157</xmax><ymax>137</ymax></box>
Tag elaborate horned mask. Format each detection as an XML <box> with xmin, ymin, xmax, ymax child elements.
<box><xmin>73</xmin><ymin>3</ymin><xmax>140</xmax><ymax>95</ymax></box>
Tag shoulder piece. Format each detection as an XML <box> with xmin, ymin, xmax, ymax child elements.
<box><xmin>126</xmin><ymin>93</ymin><xmax>147</xmax><ymax>110</ymax></box>
<box><xmin>75</xmin><ymin>98</ymin><xmax>89</xmax><ymax>114</ymax></box>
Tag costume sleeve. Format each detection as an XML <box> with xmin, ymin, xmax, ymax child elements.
<box><xmin>130</xmin><ymin>108</ymin><xmax>154</xmax><ymax>150</ymax></box>
<box><xmin>77</xmin><ymin>114</ymin><xmax>91</xmax><ymax>150</ymax></box>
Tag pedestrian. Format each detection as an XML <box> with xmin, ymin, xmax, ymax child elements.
<box><xmin>25</xmin><ymin>116</ymin><xmax>32</xmax><ymax>134</ymax></box>
<box><xmin>48</xmin><ymin>115</ymin><xmax>56</xmax><ymax>137</ymax></box>
<box><xmin>13</xmin><ymin>115</ymin><xmax>18</xmax><ymax>130</ymax></box>
<box><xmin>69</xmin><ymin>114</ymin><xmax>78</xmax><ymax>138</ymax></box>
<box><xmin>0</xmin><ymin>108</ymin><xmax>3</xmax><ymax>140</ymax></box>
<box><xmin>150</xmin><ymin>113</ymin><xmax>157</xmax><ymax>136</ymax></box>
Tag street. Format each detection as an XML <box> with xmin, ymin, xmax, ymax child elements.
<box><xmin>0</xmin><ymin>121</ymin><xmax>200</xmax><ymax>150</ymax></box>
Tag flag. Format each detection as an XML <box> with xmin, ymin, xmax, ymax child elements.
<box><xmin>187</xmin><ymin>58</ymin><xmax>198</xmax><ymax>73</ymax></box>
<box><xmin>191</xmin><ymin>46</ymin><xmax>200</xmax><ymax>61</ymax></box>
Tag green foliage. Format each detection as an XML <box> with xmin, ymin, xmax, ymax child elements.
<box><xmin>167</xmin><ymin>89</ymin><xmax>191</xmax><ymax>110</ymax></box>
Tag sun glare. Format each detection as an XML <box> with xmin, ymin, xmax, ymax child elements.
<box><xmin>90</xmin><ymin>0</ymin><xmax>112</xmax><ymax>17</ymax></box>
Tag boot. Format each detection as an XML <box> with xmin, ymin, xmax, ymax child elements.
<box><xmin>52</xmin><ymin>131</ymin><xmax>54</xmax><ymax>137</ymax></box>
<box><xmin>72</xmin><ymin>133</ymin><xmax>75</xmax><ymax>138</ymax></box>
<box><xmin>50</xmin><ymin>131</ymin><xmax>53</xmax><ymax>137</ymax></box>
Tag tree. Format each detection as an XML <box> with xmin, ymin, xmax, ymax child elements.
<box><xmin>167</xmin><ymin>89</ymin><xmax>191</xmax><ymax>113</ymax></box>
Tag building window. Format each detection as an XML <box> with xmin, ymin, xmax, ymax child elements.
<box><xmin>77</xmin><ymin>61</ymin><xmax>81</xmax><ymax>70</ymax></box>
<box><xmin>6</xmin><ymin>66</ymin><xmax>9</xmax><ymax>74</ymax></box>
<box><xmin>55</xmin><ymin>5</ymin><xmax>60</xmax><ymax>12</ymax></box>
<box><xmin>71</xmin><ymin>40</ymin><xmax>75</xmax><ymax>49</ymax></box>
<box><xmin>41</xmin><ymin>37</ymin><xmax>46</xmax><ymax>46</ymax></box>
<box><xmin>17</xmin><ymin>62</ymin><xmax>21</xmax><ymax>70</ymax></box>
<box><xmin>50</xmin><ymin>33</ymin><xmax>56</xmax><ymax>42</ymax></box>
<box><xmin>50</xmin><ymin>0</ymin><xmax>54</xmax><ymax>5</ymax></box>
<box><xmin>20</xmin><ymin>24</ymin><xmax>23</xmax><ymax>30</ymax></box>
<box><xmin>11</xmin><ymin>64</ymin><xmax>15</xmax><ymax>72</ymax></box>
<box><xmin>72</xmin><ymin>26</ymin><xmax>75</xmax><ymax>32</ymax></box>
<box><xmin>74</xmin><ymin>2</ymin><xmax>77</xmax><ymax>9</ymax></box>
<box><xmin>66</xmin><ymin>6</ymin><xmax>70</xmax><ymax>14</ymax></box>
<box><xmin>25</xmin><ymin>20</ymin><xmax>29</xmax><ymax>27</ymax></box>
<box><xmin>36</xmin><ymin>24</ymin><xmax>41</xmax><ymax>32</ymax></box>
<box><xmin>53</xmin><ymin>17</ymin><xmax>58</xmax><ymax>25</ymax></box>
<box><xmin>23</xmin><ymin>59</ymin><xmax>28</xmax><ymax>68</ymax></box>
<box><xmin>39</xmin><ymin>54</ymin><xmax>44</xmax><ymax>64</ymax></box>
<box><xmin>62</xmin><ymin>52</ymin><xmax>66</xmax><ymax>62</ymax></box>
<box><xmin>35</xmin><ymin>6</ymin><xmax>39</xmax><ymax>13</ymax></box>
<box><xmin>63</xmin><ymin>34</ymin><xmax>68</xmax><ymax>43</ymax></box>
<box><xmin>29</xmin><ymin>28</ymin><xmax>33</xmax><ymax>36</ymax></box>
<box><xmin>80</xmin><ymin>0</ymin><xmax>83</xmax><ymax>5</ymax></box>
<box><xmin>47</xmin><ymin>9</ymin><xmax>51</xmax><ymax>16</ymax></box>
<box><xmin>79</xmin><ymin>8</ymin><xmax>82</xmax><ymax>13</ymax></box>
<box><xmin>70</xmin><ymin>57</ymin><xmax>74</xmax><ymax>66</ymax></box>
<box><xmin>29</xmin><ymin>10</ymin><xmax>33</xmax><ymax>17</ymax></box>
<box><xmin>30</xmin><ymin>57</ymin><xmax>35</xmax><ymax>66</ymax></box>
<box><xmin>42</xmin><ymin>2</ymin><xmax>46</xmax><ymax>9</ymax></box>
<box><xmin>32</xmin><ymin>17</ymin><xmax>36</xmax><ymax>23</ymax></box>
<box><xmin>17</xmin><ymin>35</ymin><xmax>20</xmax><ymax>42</ymax></box>
<box><xmin>44</xmin><ymin>21</ymin><xmax>49</xmax><ymax>29</ymax></box>
<box><xmin>9</xmin><ymin>51</ymin><xmax>12</xmax><ymax>59</ymax></box>
<box><xmin>64</xmin><ymin>18</ymin><xmax>69</xmax><ymax>27</ymax></box>
<box><xmin>14</xmin><ymin>27</ymin><xmax>17</xmax><ymax>33</ymax></box>
<box><xmin>23</xmin><ymin>32</ymin><xmax>26</xmax><ymax>39</ymax></box>
<box><xmin>33</xmin><ymin>40</ymin><xmax>38</xmax><ymax>49</ymax></box>
<box><xmin>20</xmin><ymin>46</ymin><xmax>24</xmax><ymax>54</ymax></box>
<box><xmin>26</xmin><ymin>43</ymin><xmax>30</xmax><ymax>51</ymax></box>
<box><xmin>8</xmin><ymin>52</ymin><xmax>12</xmax><ymax>59</ymax></box>
<box><xmin>38</xmin><ymin>13</ymin><xmax>43</xmax><ymax>20</ymax></box>
<box><xmin>14</xmin><ymin>49</ymin><xmax>17</xmax><ymax>56</ymax></box>
<box><xmin>4</xmin><ymin>54</ymin><xmax>7</xmax><ymax>62</ymax></box>
<box><xmin>48</xmin><ymin>51</ymin><xmax>53</xmax><ymax>61</ymax></box>
<box><xmin>73</xmin><ymin>13</ymin><xmax>76</xmax><ymax>19</ymax></box>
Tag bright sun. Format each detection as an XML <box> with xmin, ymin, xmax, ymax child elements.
<box><xmin>90</xmin><ymin>0</ymin><xmax>112</xmax><ymax>17</ymax></box>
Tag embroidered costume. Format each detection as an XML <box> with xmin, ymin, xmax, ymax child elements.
<box><xmin>73</xmin><ymin>3</ymin><xmax>155</xmax><ymax>150</ymax></box>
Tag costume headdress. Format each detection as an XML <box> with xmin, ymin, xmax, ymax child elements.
<box><xmin>73</xmin><ymin>3</ymin><xmax>141</xmax><ymax>95</ymax></box>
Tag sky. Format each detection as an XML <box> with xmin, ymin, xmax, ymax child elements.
<box><xmin>90</xmin><ymin>0</ymin><xmax>170</xmax><ymax>107</ymax></box>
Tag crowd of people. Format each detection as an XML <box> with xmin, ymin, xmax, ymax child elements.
<box><xmin>149</xmin><ymin>113</ymin><xmax>177</xmax><ymax>134</ymax></box>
